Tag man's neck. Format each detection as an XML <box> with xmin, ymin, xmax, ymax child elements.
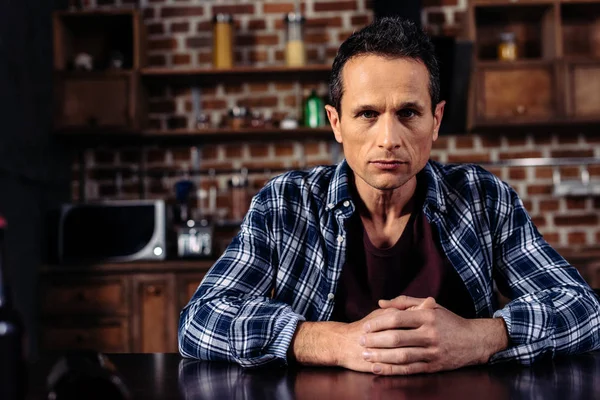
<box><xmin>353</xmin><ymin>176</ymin><xmax>419</xmax><ymax>249</ymax></box>
<box><xmin>354</xmin><ymin>176</ymin><xmax>418</xmax><ymax>225</ymax></box>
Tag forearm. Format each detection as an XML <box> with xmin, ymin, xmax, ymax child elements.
<box><xmin>469</xmin><ymin>317</ymin><xmax>509</xmax><ymax>363</ymax></box>
<box><xmin>288</xmin><ymin>321</ymin><xmax>348</xmax><ymax>366</ymax></box>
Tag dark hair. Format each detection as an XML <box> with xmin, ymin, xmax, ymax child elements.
<box><xmin>329</xmin><ymin>17</ymin><xmax>440</xmax><ymax>116</ymax></box>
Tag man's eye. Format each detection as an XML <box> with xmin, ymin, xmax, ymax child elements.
<box><xmin>398</xmin><ymin>109</ymin><xmax>417</xmax><ymax>118</ymax></box>
<box><xmin>359</xmin><ymin>110</ymin><xmax>378</xmax><ymax>119</ymax></box>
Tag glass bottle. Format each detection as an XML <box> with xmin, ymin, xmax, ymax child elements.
<box><xmin>498</xmin><ymin>32</ymin><xmax>517</xmax><ymax>61</ymax></box>
<box><xmin>212</xmin><ymin>13</ymin><xmax>234</xmax><ymax>69</ymax></box>
<box><xmin>304</xmin><ymin>89</ymin><xmax>326</xmax><ymax>128</ymax></box>
<box><xmin>0</xmin><ymin>216</ymin><xmax>26</xmax><ymax>400</ymax></box>
<box><xmin>284</xmin><ymin>13</ymin><xmax>306</xmax><ymax>67</ymax></box>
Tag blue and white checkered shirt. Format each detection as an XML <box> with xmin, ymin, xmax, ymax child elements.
<box><xmin>178</xmin><ymin>160</ymin><xmax>600</xmax><ymax>367</ymax></box>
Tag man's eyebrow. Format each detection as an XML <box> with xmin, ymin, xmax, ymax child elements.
<box><xmin>350</xmin><ymin>101</ymin><xmax>425</xmax><ymax>114</ymax></box>
<box><xmin>398</xmin><ymin>101</ymin><xmax>425</xmax><ymax>110</ymax></box>
<box><xmin>350</xmin><ymin>104</ymin><xmax>378</xmax><ymax>114</ymax></box>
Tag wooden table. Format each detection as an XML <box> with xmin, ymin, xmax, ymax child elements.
<box><xmin>26</xmin><ymin>351</ymin><xmax>600</xmax><ymax>399</ymax></box>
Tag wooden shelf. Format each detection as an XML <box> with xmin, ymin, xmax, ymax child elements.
<box><xmin>476</xmin><ymin>59</ymin><xmax>555</xmax><ymax>68</ymax></box>
<box><xmin>143</xmin><ymin>127</ymin><xmax>332</xmax><ymax>138</ymax></box>
<box><xmin>55</xmin><ymin>127</ymin><xmax>334</xmax><ymax>144</ymax></box>
<box><xmin>41</xmin><ymin>259</ymin><xmax>214</xmax><ymax>274</ymax></box>
<box><xmin>141</xmin><ymin>64</ymin><xmax>331</xmax><ymax>82</ymax></box>
<box><xmin>142</xmin><ymin>64</ymin><xmax>330</xmax><ymax>76</ymax></box>
<box><xmin>54</xmin><ymin>69</ymin><xmax>135</xmax><ymax>78</ymax></box>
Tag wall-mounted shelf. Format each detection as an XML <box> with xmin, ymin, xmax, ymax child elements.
<box><xmin>55</xmin><ymin>127</ymin><xmax>333</xmax><ymax>145</ymax></box>
<box><xmin>141</xmin><ymin>64</ymin><xmax>331</xmax><ymax>83</ymax></box>
<box><xmin>141</xmin><ymin>64</ymin><xmax>331</xmax><ymax>77</ymax></box>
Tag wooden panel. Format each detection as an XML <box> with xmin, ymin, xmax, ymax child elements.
<box><xmin>43</xmin><ymin>277</ymin><xmax>128</xmax><ymax>315</ymax></box>
<box><xmin>132</xmin><ymin>275</ymin><xmax>177</xmax><ymax>353</ymax></box>
<box><xmin>56</xmin><ymin>76</ymin><xmax>130</xmax><ymax>127</ymax></box>
<box><xmin>177</xmin><ymin>273</ymin><xmax>206</xmax><ymax>311</ymax></box>
<box><xmin>43</xmin><ymin>318</ymin><xmax>129</xmax><ymax>352</ymax></box>
<box><xmin>571</xmin><ymin>65</ymin><xmax>600</xmax><ymax>116</ymax></box>
<box><xmin>479</xmin><ymin>67</ymin><xmax>554</xmax><ymax>120</ymax></box>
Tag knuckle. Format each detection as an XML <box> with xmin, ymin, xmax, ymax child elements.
<box><xmin>395</xmin><ymin>351</ymin><xmax>409</xmax><ymax>364</ymax></box>
<box><xmin>427</xmin><ymin>330</ymin><xmax>440</xmax><ymax>346</ymax></box>
<box><xmin>424</xmin><ymin>310</ymin><xmax>436</xmax><ymax>324</ymax></box>
<box><xmin>392</xmin><ymin>331</ymin><xmax>403</xmax><ymax>346</ymax></box>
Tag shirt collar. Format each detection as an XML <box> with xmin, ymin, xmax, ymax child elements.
<box><xmin>422</xmin><ymin>160</ymin><xmax>447</xmax><ymax>214</ymax></box>
<box><xmin>325</xmin><ymin>159</ymin><xmax>353</xmax><ymax>212</ymax></box>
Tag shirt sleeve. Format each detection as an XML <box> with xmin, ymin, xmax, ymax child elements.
<box><xmin>177</xmin><ymin>193</ymin><xmax>305</xmax><ymax>368</ymax></box>
<box><xmin>489</xmin><ymin>184</ymin><xmax>600</xmax><ymax>364</ymax></box>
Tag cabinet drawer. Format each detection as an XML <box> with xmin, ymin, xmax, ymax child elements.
<box><xmin>478</xmin><ymin>66</ymin><xmax>555</xmax><ymax>121</ymax></box>
<box><xmin>43</xmin><ymin>319</ymin><xmax>129</xmax><ymax>353</ymax></box>
<box><xmin>43</xmin><ymin>278</ymin><xmax>128</xmax><ymax>315</ymax></box>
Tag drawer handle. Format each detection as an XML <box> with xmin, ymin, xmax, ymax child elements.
<box><xmin>515</xmin><ymin>105</ymin><xmax>527</xmax><ymax>115</ymax></box>
<box><xmin>146</xmin><ymin>285</ymin><xmax>162</xmax><ymax>296</ymax></box>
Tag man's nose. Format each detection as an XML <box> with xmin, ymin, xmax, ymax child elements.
<box><xmin>377</xmin><ymin>114</ymin><xmax>402</xmax><ymax>150</ymax></box>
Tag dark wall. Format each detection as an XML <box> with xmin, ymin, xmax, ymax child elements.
<box><xmin>0</xmin><ymin>0</ymin><xmax>70</xmax><ymax>359</ymax></box>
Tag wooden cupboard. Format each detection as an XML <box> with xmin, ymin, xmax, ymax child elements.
<box><xmin>40</xmin><ymin>261</ymin><xmax>212</xmax><ymax>353</ymax></box>
<box><xmin>468</xmin><ymin>0</ymin><xmax>600</xmax><ymax>129</ymax></box>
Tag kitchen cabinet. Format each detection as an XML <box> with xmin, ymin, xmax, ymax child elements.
<box><xmin>53</xmin><ymin>10</ymin><xmax>146</xmax><ymax>131</ymax></box>
<box><xmin>468</xmin><ymin>0</ymin><xmax>600</xmax><ymax>130</ymax></box>
<box><xmin>41</xmin><ymin>261</ymin><xmax>211</xmax><ymax>353</ymax></box>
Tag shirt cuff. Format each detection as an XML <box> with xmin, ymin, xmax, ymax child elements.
<box><xmin>489</xmin><ymin>296</ymin><xmax>556</xmax><ymax>365</ymax></box>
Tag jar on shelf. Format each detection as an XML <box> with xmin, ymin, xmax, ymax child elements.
<box><xmin>212</xmin><ymin>13</ymin><xmax>234</xmax><ymax>69</ymax></box>
<box><xmin>284</xmin><ymin>12</ymin><xmax>306</xmax><ymax>67</ymax></box>
<box><xmin>498</xmin><ymin>32</ymin><xmax>517</xmax><ymax>62</ymax></box>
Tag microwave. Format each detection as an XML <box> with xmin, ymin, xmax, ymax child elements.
<box><xmin>58</xmin><ymin>200</ymin><xmax>166</xmax><ymax>263</ymax></box>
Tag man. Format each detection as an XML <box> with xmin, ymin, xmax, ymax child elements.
<box><xmin>179</xmin><ymin>17</ymin><xmax>600</xmax><ymax>375</ymax></box>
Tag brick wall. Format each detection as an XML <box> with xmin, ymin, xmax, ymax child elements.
<box><xmin>72</xmin><ymin>1</ymin><xmax>600</xmax><ymax>281</ymax></box>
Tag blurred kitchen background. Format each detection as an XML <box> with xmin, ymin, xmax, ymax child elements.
<box><xmin>3</xmin><ymin>0</ymin><xmax>600</xmax><ymax>359</ymax></box>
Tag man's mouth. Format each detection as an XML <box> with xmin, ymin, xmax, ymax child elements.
<box><xmin>370</xmin><ymin>160</ymin><xmax>407</xmax><ymax>169</ymax></box>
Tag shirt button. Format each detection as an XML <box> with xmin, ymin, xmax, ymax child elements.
<box><xmin>343</xmin><ymin>200</ymin><xmax>350</xmax><ymax>207</ymax></box>
<box><xmin>337</xmin><ymin>235</ymin><xmax>344</xmax><ymax>243</ymax></box>
<box><xmin>327</xmin><ymin>293</ymin><xmax>335</xmax><ymax>300</ymax></box>
<box><xmin>328</xmin><ymin>203</ymin><xmax>334</xmax><ymax>209</ymax></box>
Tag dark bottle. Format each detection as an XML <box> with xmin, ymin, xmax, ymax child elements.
<box><xmin>0</xmin><ymin>216</ymin><xmax>26</xmax><ymax>400</ymax></box>
<box><xmin>46</xmin><ymin>352</ymin><xmax>131</xmax><ymax>400</ymax></box>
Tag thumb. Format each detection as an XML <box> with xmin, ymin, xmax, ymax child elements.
<box><xmin>379</xmin><ymin>295</ymin><xmax>434</xmax><ymax>310</ymax></box>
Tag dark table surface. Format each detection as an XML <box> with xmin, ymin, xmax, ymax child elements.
<box><xmin>26</xmin><ymin>351</ymin><xmax>600</xmax><ymax>399</ymax></box>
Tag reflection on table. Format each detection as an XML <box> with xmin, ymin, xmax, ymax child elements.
<box><xmin>27</xmin><ymin>351</ymin><xmax>600</xmax><ymax>399</ymax></box>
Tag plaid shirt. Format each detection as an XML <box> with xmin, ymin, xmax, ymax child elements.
<box><xmin>179</xmin><ymin>160</ymin><xmax>600</xmax><ymax>368</ymax></box>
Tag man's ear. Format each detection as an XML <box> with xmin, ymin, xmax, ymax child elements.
<box><xmin>432</xmin><ymin>100</ymin><xmax>446</xmax><ymax>141</ymax></box>
<box><xmin>325</xmin><ymin>105</ymin><xmax>342</xmax><ymax>144</ymax></box>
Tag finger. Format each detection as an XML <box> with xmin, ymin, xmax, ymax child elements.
<box><xmin>363</xmin><ymin>309</ymin><xmax>426</xmax><ymax>333</ymax></box>
<box><xmin>414</xmin><ymin>297</ymin><xmax>437</xmax><ymax>310</ymax></box>
<box><xmin>372</xmin><ymin>362</ymin><xmax>431</xmax><ymax>376</ymax></box>
<box><xmin>361</xmin><ymin>328</ymin><xmax>432</xmax><ymax>348</ymax></box>
<box><xmin>378</xmin><ymin>295</ymin><xmax>429</xmax><ymax>310</ymax></box>
<box><xmin>362</xmin><ymin>347</ymin><xmax>434</xmax><ymax>365</ymax></box>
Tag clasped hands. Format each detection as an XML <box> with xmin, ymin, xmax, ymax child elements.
<box><xmin>336</xmin><ymin>295</ymin><xmax>506</xmax><ymax>376</ymax></box>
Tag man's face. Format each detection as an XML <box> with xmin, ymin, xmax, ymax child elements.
<box><xmin>326</xmin><ymin>55</ymin><xmax>445</xmax><ymax>193</ymax></box>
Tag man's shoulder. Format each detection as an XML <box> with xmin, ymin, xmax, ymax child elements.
<box><xmin>429</xmin><ymin>160</ymin><xmax>504</xmax><ymax>189</ymax></box>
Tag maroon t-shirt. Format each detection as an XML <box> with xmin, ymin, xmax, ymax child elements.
<box><xmin>331</xmin><ymin>188</ymin><xmax>475</xmax><ymax>322</ymax></box>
